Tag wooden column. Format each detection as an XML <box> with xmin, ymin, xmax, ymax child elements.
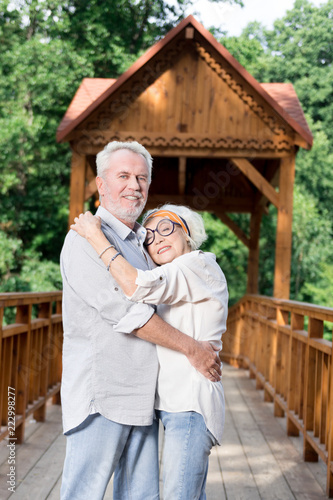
<box><xmin>68</xmin><ymin>150</ymin><xmax>86</xmax><ymax>228</ymax></box>
<box><xmin>247</xmin><ymin>209</ymin><xmax>263</xmax><ymax>294</ymax></box>
<box><xmin>273</xmin><ymin>154</ymin><xmax>296</xmax><ymax>299</ymax></box>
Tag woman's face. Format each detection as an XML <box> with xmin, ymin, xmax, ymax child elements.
<box><xmin>144</xmin><ymin>216</ymin><xmax>191</xmax><ymax>265</ymax></box>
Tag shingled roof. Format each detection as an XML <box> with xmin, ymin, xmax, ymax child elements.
<box><xmin>57</xmin><ymin>15</ymin><xmax>313</xmax><ymax>148</ymax></box>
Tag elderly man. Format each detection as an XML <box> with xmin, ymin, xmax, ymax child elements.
<box><xmin>60</xmin><ymin>141</ymin><xmax>221</xmax><ymax>499</ymax></box>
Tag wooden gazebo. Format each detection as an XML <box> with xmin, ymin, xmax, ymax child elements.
<box><xmin>56</xmin><ymin>15</ymin><xmax>313</xmax><ymax>301</ymax></box>
<box><xmin>4</xmin><ymin>16</ymin><xmax>333</xmax><ymax>499</ymax></box>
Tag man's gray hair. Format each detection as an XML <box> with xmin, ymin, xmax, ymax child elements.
<box><xmin>142</xmin><ymin>203</ymin><xmax>208</xmax><ymax>250</ymax></box>
<box><xmin>96</xmin><ymin>141</ymin><xmax>153</xmax><ymax>183</ymax></box>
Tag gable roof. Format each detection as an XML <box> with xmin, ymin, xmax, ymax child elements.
<box><xmin>261</xmin><ymin>83</ymin><xmax>312</xmax><ymax>143</ymax></box>
<box><xmin>57</xmin><ymin>15</ymin><xmax>313</xmax><ymax>148</ymax></box>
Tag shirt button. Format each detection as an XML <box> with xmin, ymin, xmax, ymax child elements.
<box><xmin>159</xmin><ymin>276</ymin><xmax>163</xmax><ymax>281</ymax></box>
<box><xmin>114</xmin><ymin>287</ymin><xmax>119</xmax><ymax>291</ymax></box>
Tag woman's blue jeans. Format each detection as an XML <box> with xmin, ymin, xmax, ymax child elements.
<box><xmin>157</xmin><ymin>410</ymin><xmax>216</xmax><ymax>500</ymax></box>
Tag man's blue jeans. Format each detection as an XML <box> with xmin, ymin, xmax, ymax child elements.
<box><xmin>158</xmin><ymin>410</ymin><xmax>216</xmax><ymax>500</ymax></box>
<box><xmin>60</xmin><ymin>413</ymin><xmax>159</xmax><ymax>500</ymax></box>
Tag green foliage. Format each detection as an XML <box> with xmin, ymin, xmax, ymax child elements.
<box><xmin>0</xmin><ymin>0</ymin><xmax>332</xmax><ymax>315</ymax></box>
<box><xmin>291</xmin><ymin>186</ymin><xmax>332</xmax><ymax>302</ymax></box>
<box><xmin>201</xmin><ymin>213</ymin><xmax>248</xmax><ymax>305</ymax></box>
<box><xmin>218</xmin><ymin>0</ymin><xmax>333</xmax><ymax>309</ymax></box>
<box><xmin>0</xmin><ymin>0</ymin><xmax>240</xmax><ymax>292</ymax></box>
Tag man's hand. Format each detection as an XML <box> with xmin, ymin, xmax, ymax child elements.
<box><xmin>134</xmin><ymin>315</ymin><xmax>222</xmax><ymax>382</ymax></box>
<box><xmin>186</xmin><ymin>341</ymin><xmax>222</xmax><ymax>382</ymax></box>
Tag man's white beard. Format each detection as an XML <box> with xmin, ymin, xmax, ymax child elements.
<box><xmin>105</xmin><ymin>192</ymin><xmax>146</xmax><ymax>225</ymax></box>
<box><xmin>109</xmin><ymin>201</ymin><xmax>145</xmax><ymax>224</ymax></box>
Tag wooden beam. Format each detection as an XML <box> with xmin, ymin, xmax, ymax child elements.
<box><xmin>273</xmin><ymin>155</ymin><xmax>296</xmax><ymax>299</ymax></box>
<box><xmin>146</xmin><ymin>194</ymin><xmax>253</xmax><ymax>213</ymax></box>
<box><xmin>78</xmin><ymin>145</ymin><xmax>294</xmax><ymax>159</ymax></box>
<box><xmin>231</xmin><ymin>157</ymin><xmax>280</xmax><ymax>208</ymax></box>
<box><xmin>247</xmin><ymin>209</ymin><xmax>263</xmax><ymax>294</ymax></box>
<box><xmin>178</xmin><ymin>157</ymin><xmax>186</xmax><ymax>195</ymax></box>
<box><xmin>85</xmin><ymin>178</ymin><xmax>98</xmax><ymax>201</ymax></box>
<box><xmin>253</xmin><ymin>160</ymin><xmax>280</xmax><ymax>213</ymax></box>
<box><xmin>68</xmin><ymin>151</ymin><xmax>86</xmax><ymax>228</ymax></box>
<box><xmin>215</xmin><ymin>212</ymin><xmax>250</xmax><ymax>248</ymax></box>
<box><xmin>86</xmin><ymin>160</ymin><xmax>96</xmax><ymax>182</ymax></box>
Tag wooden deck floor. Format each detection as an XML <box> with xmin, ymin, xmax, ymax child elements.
<box><xmin>0</xmin><ymin>364</ymin><xmax>328</xmax><ymax>499</ymax></box>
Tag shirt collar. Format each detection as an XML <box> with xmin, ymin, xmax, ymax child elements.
<box><xmin>96</xmin><ymin>206</ymin><xmax>146</xmax><ymax>242</ymax></box>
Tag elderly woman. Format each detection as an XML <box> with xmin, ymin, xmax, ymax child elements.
<box><xmin>71</xmin><ymin>204</ymin><xmax>228</xmax><ymax>500</ymax></box>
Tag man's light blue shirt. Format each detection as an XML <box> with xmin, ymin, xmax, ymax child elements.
<box><xmin>60</xmin><ymin>206</ymin><xmax>158</xmax><ymax>433</ymax></box>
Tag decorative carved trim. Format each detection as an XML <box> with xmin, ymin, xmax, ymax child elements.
<box><xmin>75</xmin><ymin>133</ymin><xmax>293</xmax><ymax>153</ymax></box>
<box><xmin>195</xmin><ymin>44</ymin><xmax>288</xmax><ymax>137</ymax></box>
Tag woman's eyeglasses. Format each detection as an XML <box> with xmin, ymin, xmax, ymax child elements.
<box><xmin>144</xmin><ymin>219</ymin><xmax>181</xmax><ymax>246</ymax></box>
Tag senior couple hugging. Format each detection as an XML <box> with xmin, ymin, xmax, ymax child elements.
<box><xmin>60</xmin><ymin>140</ymin><xmax>228</xmax><ymax>500</ymax></box>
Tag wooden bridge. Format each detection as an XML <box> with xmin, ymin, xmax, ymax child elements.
<box><xmin>1</xmin><ymin>13</ymin><xmax>331</xmax><ymax>500</ymax></box>
<box><xmin>0</xmin><ymin>292</ymin><xmax>332</xmax><ymax>498</ymax></box>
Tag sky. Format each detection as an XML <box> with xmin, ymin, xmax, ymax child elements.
<box><xmin>185</xmin><ymin>0</ymin><xmax>326</xmax><ymax>36</ymax></box>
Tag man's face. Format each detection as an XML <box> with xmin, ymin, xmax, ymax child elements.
<box><xmin>96</xmin><ymin>149</ymin><xmax>150</xmax><ymax>227</ymax></box>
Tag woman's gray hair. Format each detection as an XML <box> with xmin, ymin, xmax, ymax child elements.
<box><xmin>96</xmin><ymin>141</ymin><xmax>153</xmax><ymax>183</ymax></box>
<box><xmin>142</xmin><ymin>203</ymin><xmax>207</xmax><ymax>251</ymax></box>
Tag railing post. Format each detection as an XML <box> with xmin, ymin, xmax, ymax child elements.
<box><xmin>303</xmin><ymin>318</ymin><xmax>323</xmax><ymax>462</ymax></box>
<box><xmin>273</xmin><ymin>154</ymin><xmax>295</xmax><ymax>299</ymax></box>
<box><xmin>274</xmin><ymin>306</ymin><xmax>288</xmax><ymax>417</ymax></box>
<box><xmin>0</xmin><ymin>306</ymin><xmax>4</xmax><ymax>432</ymax></box>
<box><xmin>52</xmin><ymin>298</ymin><xmax>63</xmax><ymax>405</ymax></box>
<box><xmin>287</xmin><ymin>312</ymin><xmax>304</xmax><ymax>436</ymax></box>
<box><xmin>33</xmin><ymin>302</ymin><xmax>53</xmax><ymax>422</ymax></box>
<box><xmin>327</xmin><ymin>338</ymin><xmax>333</xmax><ymax>497</ymax></box>
<box><xmin>16</xmin><ymin>304</ymin><xmax>32</xmax><ymax>444</ymax></box>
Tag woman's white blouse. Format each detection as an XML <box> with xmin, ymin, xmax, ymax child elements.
<box><xmin>129</xmin><ymin>250</ymin><xmax>228</xmax><ymax>444</ymax></box>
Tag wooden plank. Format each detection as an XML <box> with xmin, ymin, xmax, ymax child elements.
<box><xmin>12</xmin><ymin>433</ymin><xmax>65</xmax><ymax>499</ymax></box>
<box><xmin>0</xmin><ymin>364</ymin><xmax>329</xmax><ymax>499</ymax></box>
<box><xmin>216</xmin><ymin>409</ymin><xmax>261</xmax><ymax>499</ymax></box>
<box><xmin>231</xmin><ymin>157</ymin><xmax>280</xmax><ymax>208</ymax></box>
<box><xmin>0</xmin><ymin>404</ymin><xmax>63</xmax><ymax>500</ymax></box>
<box><xmin>47</xmin><ymin>475</ymin><xmax>62</xmax><ymax>500</ymax></box>
<box><xmin>205</xmin><ymin>446</ymin><xmax>226</xmax><ymax>500</ymax></box>
<box><xmin>231</xmin><ymin>367</ymin><xmax>327</xmax><ymax>499</ymax></box>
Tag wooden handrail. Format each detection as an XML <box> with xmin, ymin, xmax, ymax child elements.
<box><xmin>0</xmin><ymin>291</ymin><xmax>63</xmax><ymax>444</ymax></box>
<box><xmin>222</xmin><ymin>294</ymin><xmax>333</xmax><ymax>497</ymax></box>
<box><xmin>1</xmin><ymin>291</ymin><xmax>333</xmax><ymax>495</ymax></box>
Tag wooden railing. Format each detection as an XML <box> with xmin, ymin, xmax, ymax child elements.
<box><xmin>1</xmin><ymin>291</ymin><xmax>333</xmax><ymax>494</ymax></box>
<box><xmin>0</xmin><ymin>292</ymin><xmax>63</xmax><ymax>444</ymax></box>
<box><xmin>222</xmin><ymin>294</ymin><xmax>333</xmax><ymax>497</ymax></box>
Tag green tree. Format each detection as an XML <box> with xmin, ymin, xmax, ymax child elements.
<box><xmin>0</xmin><ymin>0</ymin><xmax>242</xmax><ymax>292</ymax></box>
<box><xmin>201</xmin><ymin>213</ymin><xmax>248</xmax><ymax>305</ymax></box>
<box><xmin>219</xmin><ymin>0</ymin><xmax>333</xmax><ymax>306</ymax></box>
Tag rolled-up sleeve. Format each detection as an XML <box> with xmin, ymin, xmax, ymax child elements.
<box><xmin>63</xmin><ymin>232</ymin><xmax>154</xmax><ymax>334</ymax></box>
<box><xmin>128</xmin><ymin>263</ymin><xmax>197</xmax><ymax>305</ymax></box>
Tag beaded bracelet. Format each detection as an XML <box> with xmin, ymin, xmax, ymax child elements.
<box><xmin>98</xmin><ymin>244</ymin><xmax>114</xmax><ymax>258</ymax></box>
<box><xmin>107</xmin><ymin>252</ymin><xmax>121</xmax><ymax>272</ymax></box>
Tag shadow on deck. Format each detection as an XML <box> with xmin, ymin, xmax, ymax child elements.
<box><xmin>0</xmin><ymin>364</ymin><xmax>327</xmax><ymax>500</ymax></box>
